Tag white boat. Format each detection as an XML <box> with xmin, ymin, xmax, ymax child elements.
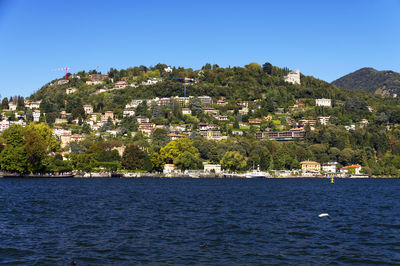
<box><xmin>245</xmin><ymin>166</ymin><xmax>270</xmax><ymax>178</ymax></box>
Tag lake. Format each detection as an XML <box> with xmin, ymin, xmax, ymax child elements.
<box><xmin>1</xmin><ymin>178</ymin><xmax>400</xmax><ymax>264</ymax></box>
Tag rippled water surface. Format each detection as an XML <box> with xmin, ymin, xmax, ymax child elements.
<box><xmin>1</xmin><ymin>178</ymin><xmax>400</xmax><ymax>265</ymax></box>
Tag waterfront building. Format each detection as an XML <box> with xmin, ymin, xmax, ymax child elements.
<box><xmin>204</xmin><ymin>164</ymin><xmax>222</xmax><ymax>174</ymax></box>
<box><xmin>322</xmin><ymin>162</ymin><xmax>338</xmax><ymax>173</ymax></box>
<box><xmin>300</xmin><ymin>161</ymin><xmax>321</xmax><ymax>173</ymax></box>
<box><xmin>340</xmin><ymin>165</ymin><xmax>362</xmax><ymax>175</ymax></box>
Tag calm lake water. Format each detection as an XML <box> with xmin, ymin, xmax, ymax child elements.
<box><xmin>1</xmin><ymin>178</ymin><xmax>400</xmax><ymax>265</ymax></box>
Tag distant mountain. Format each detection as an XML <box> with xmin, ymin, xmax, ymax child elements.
<box><xmin>332</xmin><ymin>67</ymin><xmax>400</xmax><ymax>97</ymax></box>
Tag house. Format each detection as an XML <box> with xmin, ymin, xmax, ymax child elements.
<box><xmin>96</xmin><ymin>87</ymin><xmax>108</xmax><ymax>94</ymax></box>
<box><xmin>123</xmin><ymin>109</ymin><xmax>135</xmax><ymax>117</ymax></box>
<box><xmin>168</xmin><ymin>133</ymin><xmax>186</xmax><ymax>140</ymax></box>
<box><xmin>54</xmin><ymin>118</ymin><xmax>67</xmax><ymax>124</ymax></box>
<box><xmin>0</xmin><ymin>119</ymin><xmax>10</xmax><ymax>131</ymax></box>
<box><xmin>8</xmin><ymin>102</ymin><xmax>17</xmax><ymax>111</ymax></box>
<box><xmin>25</xmin><ymin>100</ymin><xmax>41</xmax><ymax>109</ymax></box>
<box><xmin>141</xmin><ymin>78</ymin><xmax>161</xmax><ymax>86</ymax></box>
<box><xmin>103</xmin><ymin>111</ymin><xmax>114</xmax><ymax>120</ymax></box>
<box><xmin>182</xmin><ymin>108</ymin><xmax>192</xmax><ymax>115</ymax></box>
<box><xmin>232</xmin><ymin>130</ymin><xmax>243</xmax><ymax>136</ymax></box>
<box><xmin>322</xmin><ymin>162</ymin><xmax>338</xmax><ymax>173</ymax></box>
<box><xmin>237</xmin><ymin>101</ymin><xmax>249</xmax><ymax>107</ymax></box>
<box><xmin>138</xmin><ymin>125</ymin><xmax>154</xmax><ymax>136</ymax></box>
<box><xmin>83</xmin><ymin>104</ymin><xmax>93</xmax><ymax>114</ymax></box>
<box><xmin>300</xmin><ymin>161</ymin><xmax>321</xmax><ymax>173</ymax></box>
<box><xmin>216</xmin><ymin>100</ymin><xmax>226</xmax><ymax>106</ymax></box>
<box><xmin>164</xmin><ymin>66</ymin><xmax>173</xmax><ymax>72</ymax></box>
<box><xmin>114</xmin><ymin>81</ymin><xmax>129</xmax><ymax>89</ymax></box>
<box><xmin>158</xmin><ymin>98</ymin><xmax>171</xmax><ymax>107</ymax></box>
<box><xmin>66</xmin><ymin>87</ymin><xmax>77</xmax><ymax>94</ymax></box>
<box><xmin>315</xmin><ymin>98</ymin><xmax>332</xmax><ymax>107</ymax></box>
<box><xmin>238</xmin><ymin>107</ymin><xmax>249</xmax><ymax>115</ymax></box>
<box><xmin>33</xmin><ymin>110</ymin><xmax>41</xmax><ymax>122</ymax></box>
<box><xmin>136</xmin><ymin>116</ymin><xmax>150</xmax><ymax>124</ymax></box>
<box><xmin>284</xmin><ymin>70</ymin><xmax>301</xmax><ymax>85</ymax></box>
<box><xmin>298</xmin><ymin>119</ymin><xmax>317</xmax><ymax>127</ymax></box>
<box><xmin>60</xmin><ymin>132</ymin><xmax>72</xmax><ymax>148</ymax></box>
<box><xmin>340</xmin><ymin>165</ymin><xmax>362</xmax><ymax>175</ymax></box>
<box><xmin>317</xmin><ymin>116</ymin><xmax>330</xmax><ymax>125</ymax></box>
<box><xmin>91</xmin><ymin>124</ymin><xmax>100</xmax><ymax>131</ymax></box>
<box><xmin>53</xmin><ymin>79</ymin><xmax>69</xmax><ymax>85</ymax></box>
<box><xmin>360</xmin><ymin>119</ymin><xmax>369</xmax><ymax>128</ymax></box>
<box><xmin>59</xmin><ymin>110</ymin><xmax>67</xmax><ymax>118</ymax></box>
<box><xmin>344</xmin><ymin>125</ymin><xmax>356</xmax><ymax>131</ymax></box>
<box><xmin>216</xmin><ymin>115</ymin><xmax>229</xmax><ymax>121</ymax></box>
<box><xmin>88</xmin><ymin>74</ymin><xmax>109</xmax><ymax>81</ymax></box>
<box><xmin>125</xmin><ymin>99</ymin><xmax>144</xmax><ymax>109</ymax></box>
<box><xmin>249</xmin><ymin>119</ymin><xmax>262</xmax><ymax>125</ymax></box>
<box><xmin>203</xmin><ymin>107</ymin><xmax>218</xmax><ymax>116</ymax></box>
<box><xmin>163</xmin><ymin>164</ymin><xmax>179</xmax><ymax>174</ymax></box>
<box><xmin>198</xmin><ymin>96</ymin><xmax>213</xmax><ymax>104</ymax></box>
<box><xmin>204</xmin><ymin>164</ymin><xmax>222</xmax><ymax>174</ymax></box>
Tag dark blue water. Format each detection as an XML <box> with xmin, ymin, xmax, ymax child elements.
<box><xmin>1</xmin><ymin>178</ymin><xmax>400</xmax><ymax>265</ymax></box>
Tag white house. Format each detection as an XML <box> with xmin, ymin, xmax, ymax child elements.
<box><xmin>340</xmin><ymin>165</ymin><xmax>362</xmax><ymax>175</ymax></box>
<box><xmin>66</xmin><ymin>87</ymin><xmax>77</xmax><ymax>94</ymax></box>
<box><xmin>0</xmin><ymin>119</ymin><xmax>10</xmax><ymax>131</ymax></box>
<box><xmin>136</xmin><ymin>116</ymin><xmax>150</xmax><ymax>124</ymax></box>
<box><xmin>33</xmin><ymin>110</ymin><xmax>41</xmax><ymax>122</ymax></box>
<box><xmin>123</xmin><ymin>109</ymin><xmax>135</xmax><ymax>117</ymax></box>
<box><xmin>83</xmin><ymin>104</ymin><xmax>93</xmax><ymax>114</ymax></box>
<box><xmin>284</xmin><ymin>70</ymin><xmax>301</xmax><ymax>85</ymax></box>
<box><xmin>316</xmin><ymin>98</ymin><xmax>332</xmax><ymax>107</ymax></box>
<box><xmin>317</xmin><ymin>116</ymin><xmax>331</xmax><ymax>125</ymax></box>
<box><xmin>163</xmin><ymin>164</ymin><xmax>179</xmax><ymax>174</ymax></box>
<box><xmin>8</xmin><ymin>102</ymin><xmax>17</xmax><ymax>111</ymax></box>
<box><xmin>164</xmin><ymin>66</ymin><xmax>173</xmax><ymax>72</ymax></box>
<box><xmin>204</xmin><ymin>164</ymin><xmax>222</xmax><ymax>174</ymax></box>
<box><xmin>198</xmin><ymin>96</ymin><xmax>213</xmax><ymax>104</ymax></box>
<box><xmin>182</xmin><ymin>108</ymin><xmax>192</xmax><ymax>115</ymax></box>
<box><xmin>322</xmin><ymin>162</ymin><xmax>337</xmax><ymax>173</ymax></box>
<box><xmin>125</xmin><ymin>99</ymin><xmax>144</xmax><ymax>109</ymax></box>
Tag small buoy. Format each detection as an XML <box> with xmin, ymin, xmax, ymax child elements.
<box><xmin>331</xmin><ymin>177</ymin><xmax>334</xmax><ymax>183</ymax></box>
<box><xmin>318</xmin><ymin>213</ymin><xmax>330</xmax><ymax>218</ymax></box>
<box><xmin>200</xmin><ymin>243</ymin><xmax>207</xmax><ymax>248</ymax></box>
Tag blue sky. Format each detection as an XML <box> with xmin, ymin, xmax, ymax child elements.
<box><xmin>0</xmin><ymin>0</ymin><xmax>399</xmax><ymax>97</ymax></box>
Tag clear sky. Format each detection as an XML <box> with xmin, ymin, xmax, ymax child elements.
<box><xmin>0</xmin><ymin>0</ymin><xmax>399</xmax><ymax>97</ymax></box>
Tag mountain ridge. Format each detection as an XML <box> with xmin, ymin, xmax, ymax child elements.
<box><xmin>332</xmin><ymin>67</ymin><xmax>400</xmax><ymax>96</ymax></box>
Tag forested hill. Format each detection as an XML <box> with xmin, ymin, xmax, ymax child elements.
<box><xmin>30</xmin><ymin>62</ymin><xmax>381</xmax><ymax>115</ymax></box>
<box><xmin>332</xmin><ymin>67</ymin><xmax>400</xmax><ymax>96</ymax></box>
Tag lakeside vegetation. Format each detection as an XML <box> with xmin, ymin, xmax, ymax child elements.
<box><xmin>1</xmin><ymin>62</ymin><xmax>400</xmax><ymax>176</ymax></box>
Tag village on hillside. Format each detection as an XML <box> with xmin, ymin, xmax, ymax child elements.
<box><xmin>0</xmin><ymin>63</ymin><xmax>396</xmax><ymax>177</ymax></box>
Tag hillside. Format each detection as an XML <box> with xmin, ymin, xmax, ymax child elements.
<box><xmin>332</xmin><ymin>67</ymin><xmax>400</xmax><ymax>96</ymax></box>
<box><xmin>2</xmin><ymin>62</ymin><xmax>400</xmax><ymax>176</ymax></box>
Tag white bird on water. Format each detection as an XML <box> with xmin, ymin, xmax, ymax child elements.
<box><xmin>318</xmin><ymin>213</ymin><xmax>330</xmax><ymax>218</ymax></box>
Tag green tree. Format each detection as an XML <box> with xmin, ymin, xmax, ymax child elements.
<box><xmin>151</xmin><ymin>128</ymin><xmax>168</xmax><ymax>152</ymax></box>
<box><xmin>23</xmin><ymin>129</ymin><xmax>47</xmax><ymax>173</ymax></box>
<box><xmin>221</xmin><ymin>151</ymin><xmax>246</xmax><ymax>171</ymax></box>
<box><xmin>173</xmin><ymin>151</ymin><xmax>202</xmax><ymax>171</ymax></box>
<box><xmin>121</xmin><ymin>144</ymin><xmax>148</xmax><ymax>170</ymax></box>
<box><xmin>160</xmin><ymin>138</ymin><xmax>200</xmax><ymax>164</ymax></box>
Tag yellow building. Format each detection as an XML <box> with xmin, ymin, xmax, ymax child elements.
<box><xmin>300</xmin><ymin>161</ymin><xmax>321</xmax><ymax>172</ymax></box>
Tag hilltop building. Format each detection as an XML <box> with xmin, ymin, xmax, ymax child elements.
<box><xmin>284</xmin><ymin>70</ymin><xmax>301</xmax><ymax>85</ymax></box>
